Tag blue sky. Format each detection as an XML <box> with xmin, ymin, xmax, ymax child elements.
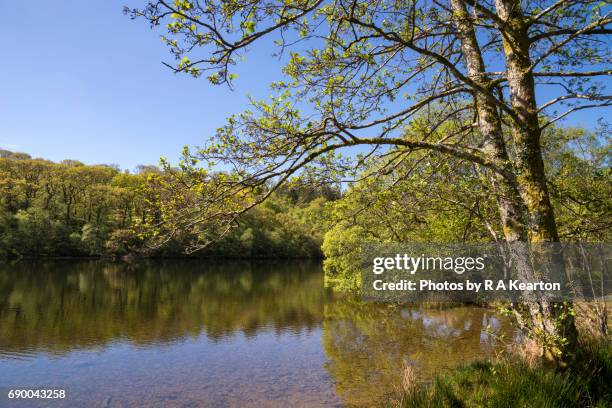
<box><xmin>0</xmin><ymin>0</ymin><xmax>280</xmax><ymax>171</ymax></box>
<box><xmin>0</xmin><ymin>1</ymin><xmax>609</xmax><ymax>171</ymax></box>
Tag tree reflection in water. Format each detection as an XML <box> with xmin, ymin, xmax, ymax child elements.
<box><xmin>0</xmin><ymin>261</ymin><xmax>514</xmax><ymax>407</ymax></box>
<box><xmin>0</xmin><ymin>260</ymin><xmax>327</xmax><ymax>353</ymax></box>
<box><xmin>322</xmin><ymin>297</ymin><xmax>515</xmax><ymax>406</ymax></box>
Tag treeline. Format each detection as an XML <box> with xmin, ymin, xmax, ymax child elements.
<box><xmin>0</xmin><ymin>149</ymin><xmax>337</xmax><ymax>258</ymax></box>
<box><xmin>1</xmin><ymin>125</ymin><xmax>608</xmax><ymax>262</ymax></box>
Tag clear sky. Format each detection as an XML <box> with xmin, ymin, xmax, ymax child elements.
<box><xmin>0</xmin><ymin>1</ymin><xmax>608</xmax><ymax>171</ymax></box>
<box><xmin>0</xmin><ymin>0</ymin><xmax>281</xmax><ymax>171</ymax></box>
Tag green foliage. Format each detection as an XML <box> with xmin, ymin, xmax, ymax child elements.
<box><xmin>0</xmin><ymin>151</ymin><xmax>335</xmax><ymax>258</ymax></box>
<box><xmin>321</xmin><ymin>224</ymin><xmax>369</xmax><ymax>291</ymax></box>
<box><xmin>322</xmin><ymin>125</ymin><xmax>612</xmax><ymax>290</ymax></box>
<box><xmin>544</xmin><ymin>126</ymin><xmax>612</xmax><ymax>242</ymax></box>
<box><xmin>0</xmin><ymin>124</ymin><xmax>606</xmax><ymax>263</ymax></box>
<box><xmin>125</xmin><ymin>1</ymin><xmax>610</xmax><ymax>240</ymax></box>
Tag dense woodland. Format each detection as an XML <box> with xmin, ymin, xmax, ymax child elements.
<box><xmin>0</xmin><ymin>0</ymin><xmax>611</xmax><ymax>405</ymax></box>
<box><xmin>0</xmin><ymin>148</ymin><xmax>335</xmax><ymax>258</ymax></box>
<box><xmin>0</xmin><ymin>124</ymin><xmax>608</xmax><ymax>265</ymax></box>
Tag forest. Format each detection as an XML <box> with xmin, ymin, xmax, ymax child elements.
<box><xmin>1</xmin><ymin>123</ymin><xmax>608</xmax><ymax>267</ymax></box>
<box><xmin>0</xmin><ymin>148</ymin><xmax>336</xmax><ymax>259</ymax></box>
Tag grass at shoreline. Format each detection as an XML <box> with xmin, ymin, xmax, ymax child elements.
<box><xmin>391</xmin><ymin>340</ymin><xmax>612</xmax><ymax>408</ymax></box>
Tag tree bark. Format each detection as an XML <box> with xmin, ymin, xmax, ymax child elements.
<box><xmin>450</xmin><ymin>0</ymin><xmax>527</xmax><ymax>242</ymax></box>
<box><xmin>493</xmin><ymin>0</ymin><xmax>559</xmax><ymax>243</ymax></box>
<box><xmin>493</xmin><ymin>0</ymin><xmax>578</xmax><ymax>362</ymax></box>
<box><xmin>453</xmin><ymin>0</ymin><xmax>578</xmax><ymax>363</ymax></box>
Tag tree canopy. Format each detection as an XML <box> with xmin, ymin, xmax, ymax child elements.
<box><xmin>126</xmin><ymin>0</ymin><xmax>610</xmax><ymax>244</ymax></box>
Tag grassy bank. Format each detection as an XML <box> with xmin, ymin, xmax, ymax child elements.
<box><xmin>392</xmin><ymin>340</ymin><xmax>612</xmax><ymax>408</ymax></box>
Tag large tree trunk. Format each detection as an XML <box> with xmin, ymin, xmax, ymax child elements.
<box><xmin>452</xmin><ymin>0</ymin><xmax>579</xmax><ymax>363</ymax></box>
<box><xmin>493</xmin><ymin>0</ymin><xmax>559</xmax><ymax>243</ymax></box>
<box><xmin>450</xmin><ymin>0</ymin><xmax>527</xmax><ymax>242</ymax></box>
<box><xmin>494</xmin><ymin>0</ymin><xmax>578</xmax><ymax>363</ymax></box>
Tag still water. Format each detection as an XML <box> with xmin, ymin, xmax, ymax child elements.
<box><xmin>0</xmin><ymin>260</ymin><xmax>515</xmax><ymax>407</ymax></box>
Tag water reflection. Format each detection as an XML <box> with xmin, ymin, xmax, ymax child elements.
<box><xmin>0</xmin><ymin>260</ymin><xmax>325</xmax><ymax>352</ymax></box>
<box><xmin>0</xmin><ymin>261</ymin><xmax>515</xmax><ymax>407</ymax></box>
<box><xmin>322</xmin><ymin>300</ymin><xmax>511</xmax><ymax>406</ymax></box>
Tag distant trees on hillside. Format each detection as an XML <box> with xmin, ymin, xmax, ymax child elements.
<box><xmin>0</xmin><ymin>152</ymin><xmax>335</xmax><ymax>258</ymax></box>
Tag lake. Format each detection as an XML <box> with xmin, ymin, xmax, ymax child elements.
<box><xmin>0</xmin><ymin>260</ymin><xmax>515</xmax><ymax>407</ymax></box>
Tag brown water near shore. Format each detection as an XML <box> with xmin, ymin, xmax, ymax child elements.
<box><xmin>0</xmin><ymin>260</ymin><xmax>516</xmax><ymax>407</ymax></box>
